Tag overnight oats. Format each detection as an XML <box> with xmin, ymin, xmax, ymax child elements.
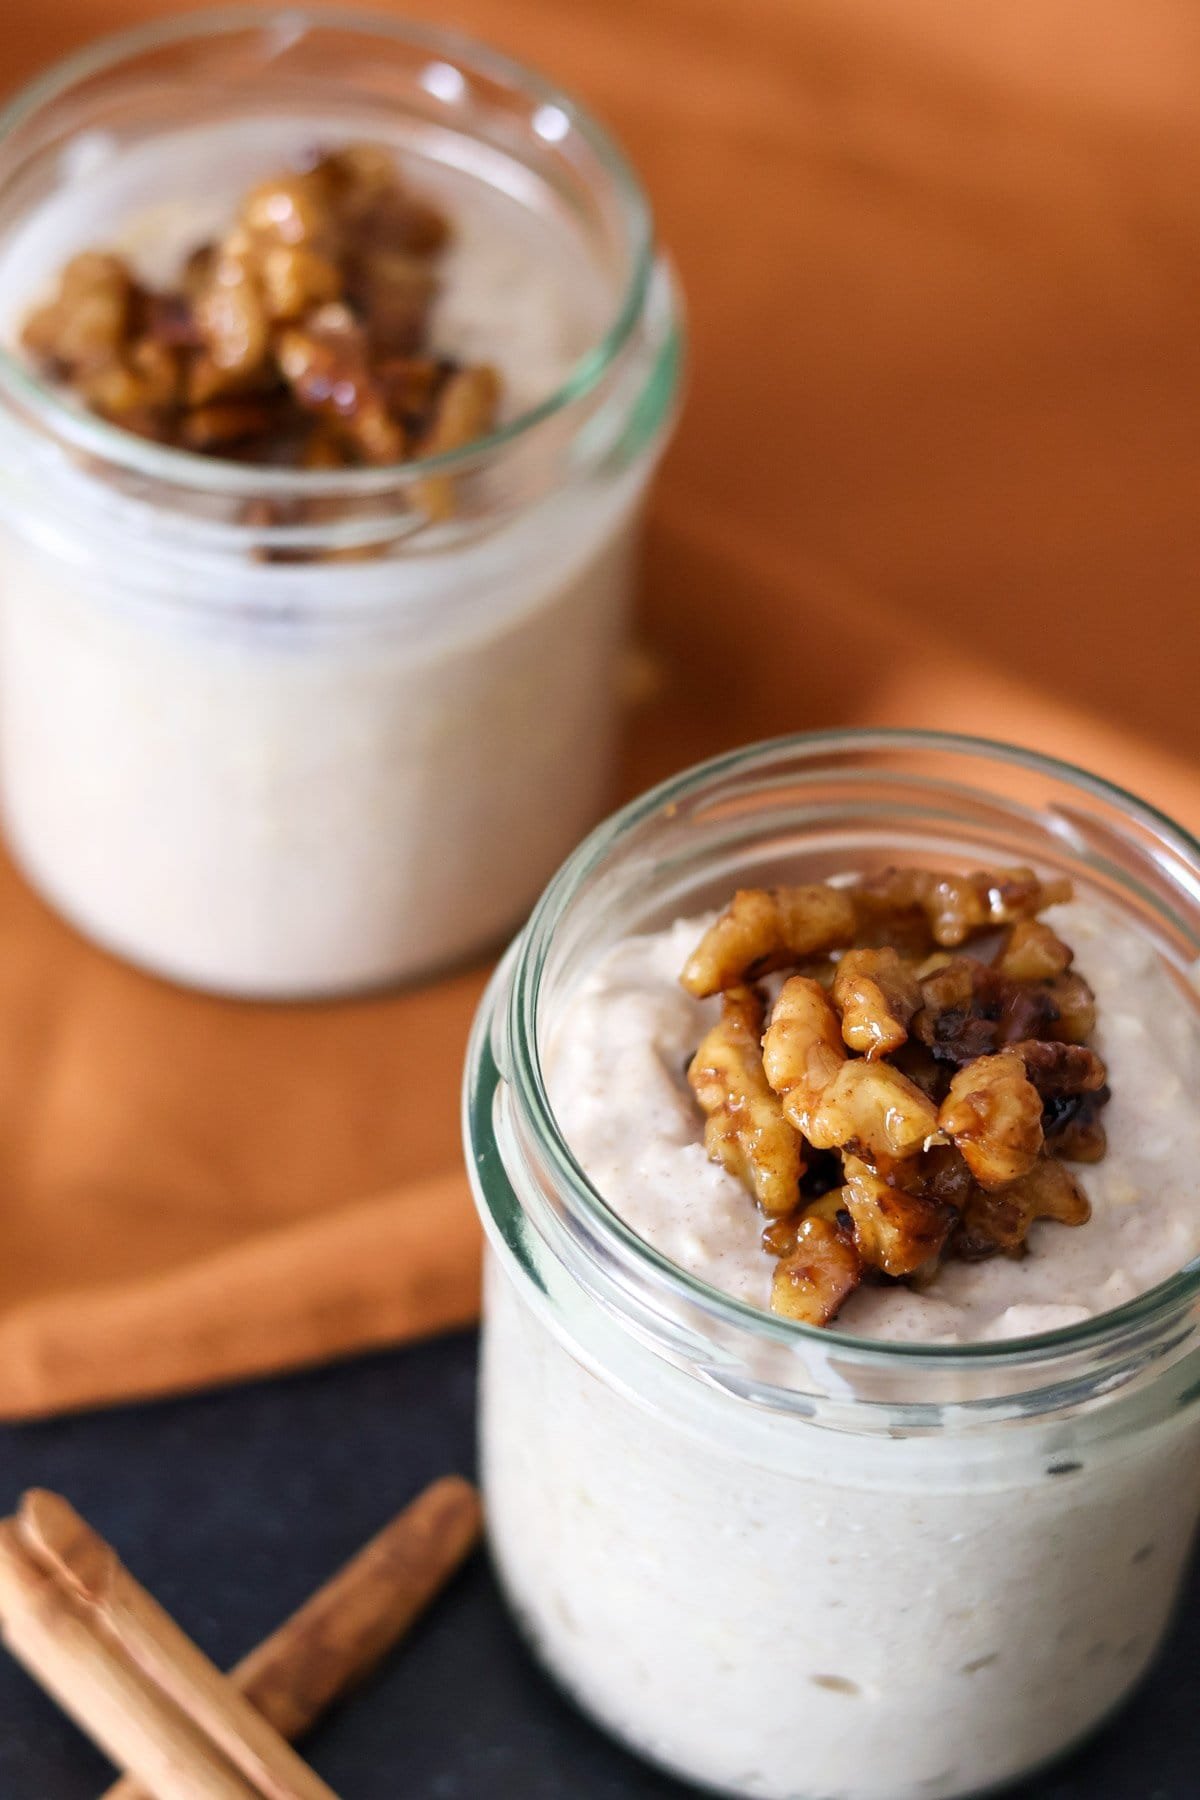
<box><xmin>0</xmin><ymin>11</ymin><xmax>680</xmax><ymax>997</ymax></box>
<box><xmin>464</xmin><ymin>732</ymin><xmax>1200</xmax><ymax>1800</ymax></box>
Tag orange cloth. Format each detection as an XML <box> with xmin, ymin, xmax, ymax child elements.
<box><xmin>2</xmin><ymin>0</ymin><xmax>1199</xmax><ymax>1418</ymax></box>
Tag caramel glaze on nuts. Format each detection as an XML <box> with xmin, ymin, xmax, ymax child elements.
<box><xmin>19</xmin><ymin>144</ymin><xmax>501</xmax><ymax>539</ymax></box>
<box><xmin>684</xmin><ymin>870</ymin><xmax>1110</xmax><ymax>1325</ymax></box>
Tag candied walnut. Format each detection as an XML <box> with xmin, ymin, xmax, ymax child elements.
<box><xmin>840</xmin><ymin>1156</ymin><xmax>955</xmax><ymax>1278</ymax></box>
<box><xmin>377</xmin><ymin>355</ymin><xmax>445</xmax><ymax>424</ymax></box>
<box><xmin>143</xmin><ymin>290</ymin><xmax>206</xmax><ymax>353</ymax></box>
<box><xmin>351</xmin><ymin>249</ymin><xmax>438</xmax><ymax>357</ymax></box>
<box><xmin>413</xmin><ymin>365</ymin><xmax>502</xmax><ymax>522</ymax></box>
<box><xmin>21</xmin><ymin>252</ymin><xmax>138</xmax><ymax>374</ymax></box>
<box><xmin>80</xmin><ymin>338</ymin><xmax>180</xmax><ymax>423</ymax></box>
<box><xmin>183</xmin><ymin>348</ymin><xmax>279</xmax><ymax>408</ymax></box>
<box><xmin>761</xmin><ymin>1188</ymin><xmax>851</xmax><ymax>1258</ymax></box>
<box><xmin>914</xmin><ymin>956</ymin><xmax>976</xmax><ymax>1016</ymax></box>
<box><xmin>761</xmin><ymin>975</ymin><xmax>846</xmax><ymax>1136</ymax></box>
<box><xmin>180</xmin><ymin>400</ymin><xmax>280</xmax><ymax>451</ymax></box>
<box><xmin>681</xmin><ymin>887</ymin><xmax>858</xmax><ymax>998</ymax></box>
<box><xmin>853</xmin><ymin>866</ymin><xmax>1073</xmax><ymax>950</ymax></box>
<box><xmin>928</xmin><ymin>868</ymin><xmax>1073</xmax><ymax>946</ymax></box>
<box><xmin>913</xmin><ymin>956</ymin><xmax>1060</xmax><ymax>1067</ymax></box>
<box><xmin>996</xmin><ymin>919</ymin><xmax>1073</xmax><ymax>982</ymax></box>
<box><xmin>195</xmin><ymin>230</ymin><xmax>271</xmax><ymax>378</ymax></box>
<box><xmin>938</xmin><ymin>1052</ymin><xmax>1044</xmax><ymax>1189</ymax></box>
<box><xmin>301</xmin><ymin>425</ymin><xmax>351</xmax><ymax>470</ymax></box>
<box><xmin>761</xmin><ymin>1213</ymin><xmax>798</xmax><ymax>1258</ymax></box>
<box><xmin>257</xmin><ymin>242</ymin><xmax>341</xmax><ymax>324</ymax></box>
<box><xmin>276</xmin><ymin>308</ymin><xmax>406</xmax><ymax>465</ymax></box>
<box><xmin>771</xmin><ymin>1215</ymin><xmax>861</xmax><ymax>1324</ymax></box>
<box><xmin>241</xmin><ymin>170</ymin><xmax>336</xmax><ymax>250</ymax></box>
<box><xmin>890</xmin><ymin>1038</ymin><xmax>948</xmax><ymax>1102</ymax></box>
<box><xmin>181</xmin><ymin>242</ymin><xmax>216</xmax><ymax>298</ymax></box>
<box><xmin>688</xmin><ymin>986</ymin><xmax>804</xmax><ymax>1216</ymax></box>
<box><xmin>317</xmin><ymin>144</ymin><xmax>451</xmax><ymax>254</ymax></box>
<box><xmin>832</xmin><ymin>946</ymin><xmax>920</xmax><ymax>1058</ymax></box>
<box><xmin>677</xmin><ymin>866</ymin><xmax>1113</xmax><ymax>1323</ymax></box>
<box><xmin>955</xmin><ymin>1158</ymin><xmax>1091</xmax><ymax>1259</ymax></box>
<box><xmin>917</xmin><ymin>1142</ymin><xmax>978</xmax><ymax>1211</ymax></box>
<box><xmin>850</xmin><ymin>867</ymin><xmax>935</xmax><ymax>941</ymax></box>
<box><xmin>1009</xmin><ymin>1038</ymin><xmax>1107</xmax><ymax>1096</ymax></box>
<box><xmin>1043</xmin><ymin>1087</ymin><xmax>1110</xmax><ymax>1163</ymax></box>
<box><xmin>806</xmin><ymin>1059</ymin><xmax>941</xmax><ymax>1164</ymax></box>
<box><xmin>1044</xmin><ymin>972</ymin><xmax>1097</xmax><ymax>1045</ymax></box>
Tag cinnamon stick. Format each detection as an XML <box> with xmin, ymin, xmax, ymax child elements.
<box><xmin>15</xmin><ymin>1490</ymin><xmax>341</xmax><ymax>1800</ymax></box>
<box><xmin>0</xmin><ymin>1522</ymin><xmax>262</xmax><ymax>1800</ymax></box>
<box><xmin>102</xmin><ymin>1475</ymin><xmax>483</xmax><ymax>1799</ymax></box>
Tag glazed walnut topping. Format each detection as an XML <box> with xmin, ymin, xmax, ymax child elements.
<box><xmin>683</xmin><ymin>869</ymin><xmax>1110</xmax><ymax>1325</ymax></box>
<box><xmin>19</xmin><ymin>145</ymin><xmax>500</xmax><ymax>521</ymax></box>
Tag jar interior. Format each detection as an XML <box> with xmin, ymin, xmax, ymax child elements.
<box><xmin>0</xmin><ymin>8</ymin><xmax>659</xmax><ymax>540</ymax></box>
<box><xmin>533</xmin><ymin>735</ymin><xmax>1200</xmax><ymax>1025</ymax></box>
<box><xmin>476</xmin><ymin>732</ymin><xmax>1200</xmax><ymax>1412</ymax></box>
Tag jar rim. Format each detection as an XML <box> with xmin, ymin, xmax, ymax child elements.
<box><xmin>500</xmin><ymin>727</ymin><xmax>1200</xmax><ymax>1369</ymax></box>
<box><xmin>0</xmin><ymin>3</ymin><xmax>657</xmax><ymax>498</ymax></box>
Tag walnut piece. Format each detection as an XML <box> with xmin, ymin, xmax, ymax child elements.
<box><xmin>955</xmin><ymin>1158</ymin><xmax>1091</xmax><ymax>1260</ymax></box>
<box><xmin>995</xmin><ymin>919</ymin><xmax>1073</xmax><ymax>982</ymax></box>
<box><xmin>761</xmin><ymin>975</ymin><xmax>846</xmax><ymax>1137</ymax></box>
<box><xmin>938</xmin><ymin>1052</ymin><xmax>1044</xmax><ymax>1189</ymax></box>
<box><xmin>1045</xmin><ymin>972</ymin><xmax>1097</xmax><ymax>1044</ymax></box>
<box><xmin>1043</xmin><ymin>1087</ymin><xmax>1109</xmax><ymax>1162</ymax></box>
<box><xmin>21</xmin><ymin>252</ymin><xmax>136</xmax><ymax>373</ymax></box>
<box><xmin>806</xmin><ymin>1060</ymin><xmax>941</xmax><ymax>1165</ymax></box>
<box><xmin>687</xmin><ymin>986</ymin><xmax>804</xmax><ymax>1216</ymax></box>
<box><xmin>840</xmin><ymin>1155</ymin><xmax>956</xmax><ymax>1278</ymax></box>
<box><xmin>832</xmin><ymin>946</ymin><xmax>920</xmax><ymax>1058</ymax></box>
<box><xmin>913</xmin><ymin>956</ymin><xmax>1061</xmax><ymax>1066</ymax></box>
<box><xmin>276</xmin><ymin>307</ymin><xmax>406</xmax><ymax>465</ymax></box>
<box><xmin>681</xmin><ymin>886</ymin><xmax>857</xmax><ymax>998</ymax></box>
<box><xmin>853</xmin><ymin>866</ymin><xmax>1073</xmax><ymax>950</ymax></box>
<box><xmin>413</xmin><ymin>365</ymin><xmax>502</xmax><ymax>523</ymax></box>
<box><xmin>1009</xmin><ymin>1037</ymin><xmax>1107</xmax><ymax>1096</ymax></box>
<box><xmin>771</xmin><ymin>1215</ymin><xmax>862</xmax><ymax>1324</ymax></box>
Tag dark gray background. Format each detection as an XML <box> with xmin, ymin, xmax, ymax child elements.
<box><xmin>0</xmin><ymin>1331</ymin><xmax>1194</xmax><ymax>1799</ymax></box>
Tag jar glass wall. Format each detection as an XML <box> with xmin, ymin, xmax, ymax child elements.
<box><xmin>0</xmin><ymin>8</ymin><xmax>681</xmax><ymax>998</ymax></box>
<box><xmin>464</xmin><ymin>730</ymin><xmax>1200</xmax><ymax>1800</ymax></box>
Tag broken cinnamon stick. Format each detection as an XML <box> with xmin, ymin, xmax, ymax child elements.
<box><xmin>15</xmin><ymin>1489</ymin><xmax>341</xmax><ymax>1800</ymax></box>
<box><xmin>103</xmin><ymin>1474</ymin><xmax>483</xmax><ymax>1799</ymax></box>
<box><xmin>0</xmin><ymin>1522</ymin><xmax>263</xmax><ymax>1800</ymax></box>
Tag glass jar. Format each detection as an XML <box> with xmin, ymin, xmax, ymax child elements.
<box><xmin>464</xmin><ymin>730</ymin><xmax>1200</xmax><ymax>1800</ymax></box>
<box><xmin>0</xmin><ymin>8</ymin><xmax>680</xmax><ymax>998</ymax></box>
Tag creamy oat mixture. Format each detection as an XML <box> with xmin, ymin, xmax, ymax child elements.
<box><xmin>482</xmin><ymin>1255</ymin><xmax>1200</xmax><ymax>1800</ymax></box>
<box><xmin>548</xmin><ymin>899</ymin><xmax>1200</xmax><ymax>1341</ymax></box>
<box><xmin>480</xmin><ymin>891</ymin><xmax>1200</xmax><ymax>1800</ymax></box>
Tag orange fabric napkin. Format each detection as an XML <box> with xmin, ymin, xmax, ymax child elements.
<box><xmin>3</xmin><ymin>0</ymin><xmax>1199</xmax><ymax>1419</ymax></box>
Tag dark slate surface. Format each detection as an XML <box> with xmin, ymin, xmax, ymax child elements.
<box><xmin>0</xmin><ymin>1330</ymin><xmax>1194</xmax><ymax>1799</ymax></box>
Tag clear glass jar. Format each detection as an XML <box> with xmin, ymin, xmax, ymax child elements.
<box><xmin>464</xmin><ymin>730</ymin><xmax>1200</xmax><ymax>1800</ymax></box>
<box><xmin>0</xmin><ymin>8</ymin><xmax>680</xmax><ymax>998</ymax></box>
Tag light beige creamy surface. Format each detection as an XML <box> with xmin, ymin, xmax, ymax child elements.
<box><xmin>547</xmin><ymin>899</ymin><xmax>1200</xmax><ymax>1340</ymax></box>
